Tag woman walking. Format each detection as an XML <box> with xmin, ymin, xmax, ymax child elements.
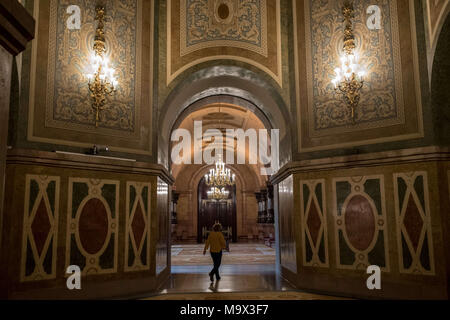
<box><xmin>203</xmin><ymin>223</ymin><xmax>227</xmax><ymax>282</ymax></box>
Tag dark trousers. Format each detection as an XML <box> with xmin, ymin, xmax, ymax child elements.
<box><xmin>210</xmin><ymin>251</ymin><xmax>222</xmax><ymax>279</ymax></box>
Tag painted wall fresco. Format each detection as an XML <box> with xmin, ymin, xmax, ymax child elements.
<box><xmin>307</xmin><ymin>0</ymin><xmax>402</xmax><ymax>131</ymax></box>
<box><xmin>156</xmin><ymin>178</ymin><xmax>169</xmax><ymax>275</ymax></box>
<box><xmin>125</xmin><ymin>182</ymin><xmax>151</xmax><ymax>272</ymax></box>
<box><xmin>278</xmin><ymin>175</ymin><xmax>296</xmax><ymax>273</ymax></box>
<box><xmin>47</xmin><ymin>0</ymin><xmax>138</xmax><ymax>132</ymax></box>
<box><xmin>299</xmin><ymin>179</ymin><xmax>328</xmax><ymax>267</ymax></box>
<box><xmin>394</xmin><ymin>172</ymin><xmax>435</xmax><ymax>275</ymax></box>
<box><xmin>66</xmin><ymin>178</ymin><xmax>119</xmax><ymax>275</ymax></box>
<box><xmin>27</xmin><ymin>0</ymin><xmax>153</xmax><ymax>155</ymax></box>
<box><xmin>333</xmin><ymin>175</ymin><xmax>389</xmax><ymax>271</ymax></box>
<box><xmin>21</xmin><ymin>175</ymin><xmax>60</xmax><ymax>282</ymax></box>
<box><xmin>294</xmin><ymin>0</ymin><xmax>423</xmax><ymax>152</ymax></box>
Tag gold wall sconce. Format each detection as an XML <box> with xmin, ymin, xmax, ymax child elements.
<box><xmin>332</xmin><ymin>1</ymin><xmax>365</xmax><ymax>122</ymax></box>
<box><xmin>86</xmin><ymin>6</ymin><xmax>117</xmax><ymax>127</ymax></box>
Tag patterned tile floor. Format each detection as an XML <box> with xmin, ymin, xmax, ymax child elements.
<box><xmin>171</xmin><ymin>243</ymin><xmax>276</xmax><ymax>266</ymax></box>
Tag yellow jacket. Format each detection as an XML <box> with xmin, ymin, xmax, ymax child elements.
<box><xmin>204</xmin><ymin>231</ymin><xmax>226</xmax><ymax>253</ymax></box>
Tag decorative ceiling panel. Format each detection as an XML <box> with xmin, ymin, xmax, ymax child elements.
<box><xmin>167</xmin><ymin>0</ymin><xmax>281</xmax><ymax>87</ymax></box>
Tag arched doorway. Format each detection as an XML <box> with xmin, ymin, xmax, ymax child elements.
<box><xmin>197</xmin><ymin>177</ymin><xmax>237</xmax><ymax>243</ymax></box>
<box><xmin>169</xmin><ymin>103</ymin><xmax>270</xmax><ymax>243</ymax></box>
<box><xmin>159</xmin><ymin>65</ymin><xmax>290</xmax><ymax>295</ymax></box>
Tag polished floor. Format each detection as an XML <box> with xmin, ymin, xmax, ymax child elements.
<box><xmin>142</xmin><ymin>264</ymin><xmax>343</xmax><ymax>300</ymax></box>
<box><xmin>163</xmin><ymin>264</ymin><xmax>291</xmax><ymax>294</ymax></box>
<box><xmin>171</xmin><ymin>243</ymin><xmax>275</xmax><ymax>265</ymax></box>
<box><xmin>141</xmin><ymin>243</ymin><xmax>342</xmax><ymax>300</ymax></box>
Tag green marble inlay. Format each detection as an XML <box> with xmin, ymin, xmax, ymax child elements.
<box><xmin>401</xmin><ymin>233</ymin><xmax>412</xmax><ymax>269</ymax></box>
<box><xmin>25</xmin><ymin>238</ymin><xmax>35</xmax><ymax>276</ymax></box>
<box><xmin>318</xmin><ymin>234</ymin><xmax>326</xmax><ymax>264</ymax></box>
<box><xmin>414</xmin><ymin>175</ymin><xmax>426</xmax><ymax>212</ymax></box>
<box><xmin>70</xmin><ymin>235</ymin><xmax>86</xmax><ymax>270</ymax></box>
<box><xmin>397</xmin><ymin>177</ymin><xmax>407</xmax><ymax>212</ymax></box>
<box><xmin>72</xmin><ymin>182</ymin><xmax>89</xmax><ymax>218</ymax></box>
<box><xmin>305</xmin><ymin>231</ymin><xmax>313</xmax><ymax>263</ymax></box>
<box><xmin>102</xmin><ymin>184</ymin><xmax>116</xmax><ymax>218</ymax></box>
<box><xmin>339</xmin><ymin>230</ymin><xmax>355</xmax><ymax>266</ymax></box>
<box><xmin>420</xmin><ymin>233</ymin><xmax>431</xmax><ymax>271</ymax></box>
<box><xmin>364</xmin><ymin>179</ymin><xmax>382</xmax><ymax>215</ymax></box>
<box><xmin>336</xmin><ymin>181</ymin><xmax>351</xmax><ymax>216</ymax></box>
<box><xmin>303</xmin><ymin>184</ymin><xmax>310</xmax><ymax>212</ymax></box>
<box><xmin>99</xmin><ymin>235</ymin><xmax>115</xmax><ymax>269</ymax></box>
<box><xmin>43</xmin><ymin>238</ymin><xmax>53</xmax><ymax>275</ymax></box>
<box><xmin>29</xmin><ymin>179</ymin><xmax>39</xmax><ymax>215</ymax></box>
<box><xmin>46</xmin><ymin>181</ymin><xmax>56</xmax><ymax>217</ymax></box>
<box><xmin>140</xmin><ymin>239</ymin><xmax>148</xmax><ymax>266</ymax></box>
<box><xmin>368</xmin><ymin>231</ymin><xmax>385</xmax><ymax>267</ymax></box>
<box><xmin>142</xmin><ymin>186</ymin><xmax>149</xmax><ymax>212</ymax></box>
<box><xmin>130</xmin><ymin>185</ymin><xmax>137</xmax><ymax>216</ymax></box>
<box><xmin>315</xmin><ymin>183</ymin><xmax>323</xmax><ymax>212</ymax></box>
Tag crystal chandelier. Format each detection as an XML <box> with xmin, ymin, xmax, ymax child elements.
<box><xmin>204</xmin><ymin>157</ymin><xmax>235</xmax><ymax>188</ymax></box>
<box><xmin>207</xmin><ymin>187</ymin><xmax>230</xmax><ymax>201</ymax></box>
<box><xmin>332</xmin><ymin>1</ymin><xmax>365</xmax><ymax>122</ymax></box>
<box><xmin>86</xmin><ymin>6</ymin><xmax>118</xmax><ymax>127</ymax></box>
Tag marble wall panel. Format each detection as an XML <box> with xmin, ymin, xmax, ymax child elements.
<box><xmin>278</xmin><ymin>175</ymin><xmax>296</xmax><ymax>273</ymax></box>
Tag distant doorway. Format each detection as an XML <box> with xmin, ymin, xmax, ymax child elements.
<box><xmin>197</xmin><ymin>177</ymin><xmax>237</xmax><ymax>243</ymax></box>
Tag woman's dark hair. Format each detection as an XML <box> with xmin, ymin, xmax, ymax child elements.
<box><xmin>213</xmin><ymin>223</ymin><xmax>222</xmax><ymax>232</ymax></box>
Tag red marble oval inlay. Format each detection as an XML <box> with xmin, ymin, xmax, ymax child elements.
<box><xmin>344</xmin><ymin>195</ymin><xmax>375</xmax><ymax>251</ymax></box>
<box><xmin>78</xmin><ymin>198</ymin><xmax>109</xmax><ymax>255</ymax></box>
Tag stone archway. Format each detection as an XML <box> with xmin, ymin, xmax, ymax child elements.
<box><xmin>173</xmin><ymin>162</ymin><xmax>262</xmax><ymax>243</ymax></box>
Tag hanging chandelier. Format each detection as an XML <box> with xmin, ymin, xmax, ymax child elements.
<box><xmin>204</xmin><ymin>157</ymin><xmax>235</xmax><ymax>188</ymax></box>
<box><xmin>207</xmin><ymin>187</ymin><xmax>230</xmax><ymax>201</ymax></box>
<box><xmin>86</xmin><ymin>5</ymin><xmax>118</xmax><ymax>127</ymax></box>
<box><xmin>332</xmin><ymin>1</ymin><xmax>365</xmax><ymax>122</ymax></box>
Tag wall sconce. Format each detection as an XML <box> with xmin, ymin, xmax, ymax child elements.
<box><xmin>332</xmin><ymin>1</ymin><xmax>365</xmax><ymax>122</ymax></box>
<box><xmin>86</xmin><ymin>6</ymin><xmax>117</xmax><ymax>127</ymax></box>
